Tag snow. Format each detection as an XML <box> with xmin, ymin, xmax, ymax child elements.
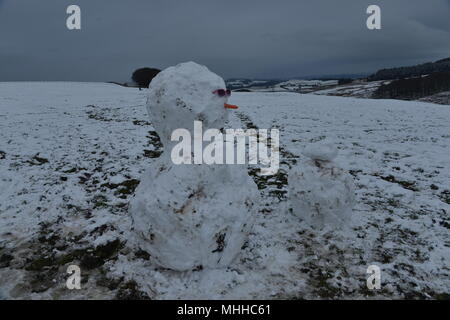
<box><xmin>130</xmin><ymin>160</ymin><xmax>259</xmax><ymax>271</ymax></box>
<box><xmin>146</xmin><ymin>62</ymin><xmax>228</xmax><ymax>145</ymax></box>
<box><xmin>288</xmin><ymin>157</ymin><xmax>355</xmax><ymax>230</ymax></box>
<box><xmin>289</xmin><ymin>141</ymin><xmax>355</xmax><ymax>230</ymax></box>
<box><xmin>302</xmin><ymin>141</ymin><xmax>339</xmax><ymax>162</ymax></box>
<box><xmin>130</xmin><ymin>62</ymin><xmax>259</xmax><ymax>271</ymax></box>
<box><xmin>0</xmin><ymin>82</ymin><xmax>449</xmax><ymax>299</ymax></box>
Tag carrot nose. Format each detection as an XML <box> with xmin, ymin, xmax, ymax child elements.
<box><xmin>224</xmin><ymin>103</ymin><xmax>238</xmax><ymax>109</ymax></box>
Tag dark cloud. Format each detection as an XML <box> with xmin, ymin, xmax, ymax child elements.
<box><xmin>1</xmin><ymin>0</ymin><xmax>450</xmax><ymax>81</ymax></box>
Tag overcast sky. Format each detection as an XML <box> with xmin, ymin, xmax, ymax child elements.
<box><xmin>1</xmin><ymin>0</ymin><xmax>450</xmax><ymax>81</ymax></box>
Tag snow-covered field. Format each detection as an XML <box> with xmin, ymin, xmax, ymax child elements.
<box><xmin>0</xmin><ymin>82</ymin><xmax>449</xmax><ymax>299</ymax></box>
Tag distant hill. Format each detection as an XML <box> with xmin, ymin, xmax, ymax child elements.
<box><xmin>226</xmin><ymin>78</ymin><xmax>341</xmax><ymax>93</ymax></box>
<box><xmin>435</xmin><ymin>57</ymin><xmax>450</xmax><ymax>64</ymax></box>
<box><xmin>225</xmin><ymin>58</ymin><xmax>450</xmax><ymax>105</ymax></box>
<box><xmin>373</xmin><ymin>72</ymin><xmax>450</xmax><ymax>100</ymax></box>
<box><xmin>369</xmin><ymin>58</ymin><xmax>450</xmax><ymax>81</ymax></box>
<box><xmin>297</xmin><ymin>73</ymin><xmax>369</xmax><ymax>80</ymax></box>
<box><xmin>226</xmin><ymin>79</ymin><xmax>282</xmax><ymax>90</ymax></box>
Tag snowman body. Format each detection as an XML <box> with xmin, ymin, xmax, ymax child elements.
<box><xmin>129</xmin><ymin>62</ymin><xmax>259</xmax><ymax>271</ymax></box>
<box><xmin>288</xmin><ymin>142</ymin><xmax>355</xmax><ymax>230</ymax></box>
<box><xmin>131</xmin><ymin>161</ymin><xmax>258</xmax><ymax>270</ymax></box>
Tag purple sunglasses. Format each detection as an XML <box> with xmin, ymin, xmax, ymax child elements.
<box><xmin>212</xmin><ymin>89</ymin><xmax>231</xmax><ymax>97</ymax></box>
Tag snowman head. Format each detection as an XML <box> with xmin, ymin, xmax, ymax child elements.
<box><xmin>147</xmin><ymin>62</ymin><xmax>237</xmax><ymax>144</ymax></box>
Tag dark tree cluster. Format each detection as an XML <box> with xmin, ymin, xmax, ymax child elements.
<box><xmin>369</xmin><ymin>58</ymin><xmax>450</xmax><ymax>81</ymax></box>
<box><xmin>373</xmin><ymin>72</ymin><xmax>450</xmax><ymax>100</ymax></box>
<box><xmin>132</xmin><ymin>68</ymin><xmax>161</xmax><ymax>88</ymax></box>
<box><xmin>338</xmin><ymin>78</ymin><xmax>353</xmax><ymax>85</ymax></box>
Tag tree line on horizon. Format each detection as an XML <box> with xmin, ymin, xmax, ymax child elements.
<box><xmin>369</xmin><ymin>58</ymin><xmax>450</xmax><ymax>81</ymax></box>
<box><xmin>373</xmin><ymin>72</ymin><xmax>450</xmax><ymax>100</ymax></box>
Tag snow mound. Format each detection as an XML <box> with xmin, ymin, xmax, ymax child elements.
<box><xmin>288</xmin><ymin>156</ymin><xmax>355</xmax><ymax>230</ymax></box>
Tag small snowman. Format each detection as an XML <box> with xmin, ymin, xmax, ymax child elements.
<box><xmin>288</xmin><ymin>140</ymin><xmax>355</xmax><ymax>230</ymax></box>
<box><xmin>129</xmin><ymin>62</ymin><xmax>259</xmax><ymax>271</ymax></box>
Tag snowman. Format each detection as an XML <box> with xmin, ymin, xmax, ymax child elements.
<box><xmin>288</xmin><ymin>140</ymin><xmax>355</xmax><ymax>230</ymax></box>
<box><xmin>129</xmin><ymin>62</ymin><xmax>259</xmax><ymax>271</ymax></box>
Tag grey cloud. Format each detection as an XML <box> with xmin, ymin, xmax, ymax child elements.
<box><xmin>0</xmin><ymin>0</ymin><xmax>449</xmax><ymax>81</ymax></box>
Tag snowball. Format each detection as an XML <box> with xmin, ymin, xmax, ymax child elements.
<box><xmin>130</xmin><ymin>161</ymin><xmax>259</xmax><ymax>271</ymax></box>
<box><xmin>288</xmin><ymin>159</ymin><xmax>355</xmax><ymax>230</ymax></box>
<box><xmin>302</xmin><ymin>141</ymin><xmax>338</xmax><ymax>162</ymax></box>
<box><xmin>147</xmin><ymin>61</ymin><xmax>229</xmax><ymax>146</ymax></box>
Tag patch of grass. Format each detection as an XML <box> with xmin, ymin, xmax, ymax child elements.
<box><xmin>90</xmin><ymin>224</ymin><xmax>113</xmax><ymax>236</ymax></box>
<box><xmin>92</xmin><ymin>194</ymin><xmax>108</xmax><ymax>209</ymax></box>
<box><xmin>56</xmin><ymin>250</ymin><xmax>86</xmax><ymax>266</ymax></box>
<box><xmin>378</xmin><ymin>174</ymin><xmax>419</xmax><ymax>192</ymax></box>
<box><xmin>30</xmin><ymin>269</ymin><xmax>58</xmax><ymax>293</ymax></box>
<box><xmin>63</xmin><ymin>167</ymin><xmax>85</xmax><ymax>174</ymax></box>
<box><xmin>386</xmin><ymin>198</ymin><xmax>401</xmax><ymax>208</ymax></box>
<box><xmin>78</xmin><ymin>172</ymin><xmax>92</xmax><ymax>184</ymax></box>
<box><xmin>439</xmin><ymin>220</ymin><xmax>450</xmax><ymax>229</ymax></box>
<box><xmin>435</xmin><ymin>293</ymin><xmax>450</xmax><ymax>300</ymax></box>
<box><xmin>135</xmin><ymin>249</ymin><xmax>150</xmax><ymax>261</ymax></box>
<box><xmin>52</xmin><ymin>239</ymin><xmax>125</xmax><ymax>270</ymax></box>
<box><xmin>101</xmin><ymin>179</ymin><xmax>140</xmax><ymax>198</ymax></box>
<box><xmin>38</xmin><ymin>233</ymin><xmax>60</xmax><ymax>246</ymax></box>
<box><xmin>80</xmin><ymin>239</ymin><xmax>125</xmax><ymax>270</ymax></box>
<box><xmin>0</xmin><ymin>253</ymin><xmax>14</xmax><ymax>268</ymax></box>
<box><xmin>27</xmin><ymin>154</ymin><xmax>49</xmax><ymax>166</ymax></box>
<box><xmin>97</xmin><ymin>275</ymin><xmax>123</xmax><ymax>290</ymax></box>
<box><xmin>379</xmin><ymin>250</ymin><xmax>394</xmax><ymax>264</ymax></box>
<box><xmin>248</xmin><ymin>168</ymin><xmax>288</xmax><ymax>200</ymax></box>
<box><xmin>86</xmin><ymin>110</ymin><xmax>114</xmax><ymax>122</ymax></box>
<box><xmin>349</xmin><ymin>169</ymin><xmax>363</xmax><ymax>177</ymax></box>
<box><xmin>26</xmin><ymin>256</ymin><xmax>55</xmax><ymax>271</ymax></box>
<box><xmin>439</xmin><ymin>190</ymin><xmax>450</xmax><ymax>204</ymax></box>
<box><xmin>132</xmin><ymin>120</ymin><xmax>151</xmax><ymax>126</ymax></box>
<box><xmin>115</xmin><ymin>280</ymin><xmax>151</xmax><ymax>300</ymax></box>
<box><xmin>146</xmin><ymin>131</ymin><xmax>163</xmax><ymax>149</ymax></box>
<box><xmin>143</xmin><ymin>149</ymin><xmax>163</xmax><ymax>158</ymax></box>
<box><xmin>311</xmin><ymin>269</ymin><xmax>340</xmax><ymax>299</ymax></box>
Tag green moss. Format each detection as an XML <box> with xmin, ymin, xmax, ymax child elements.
<box><xmin>379</xmin><ymin>175</ymin><xmax>419</xmax><ymax>192</ymax></box>
<box><xmin>92</xmin><ymin>194</ymin><xmax>108</xmax><ymax>208</ymax></box>
<box><xmin>115</xmin><ymin>281</ymin><xmax>151</xmax><ymax>300</ymax></box>
<box><xmin>0</xmin><ymin>253</ymin><xmax>13</xmax><ymax>268</ymax></box>
<box><xmin>143</xmin><ymin>149</ymin><xmax>163</xmax><ymax>158</ymax></box>
<box><xmin>27</xmin><ymin>154</ymin><xmax>49</xmax><ymax>166</ymax></box>
<box><xmin>435</xmin><ymin>293</ymin><xmax>450</xmax><ymax>300</ymax></box>
<box><xmin>26</xmin><ymin>257</ymin><xmax>55</xmax><ymax>271</ymax></box>
<box><xmin>80</xmin><ymin>239</ymin><xmax>125</xmax><ymax>270</ymax></box>
<box><xmin>114</xmin><ymin>179</ymin><xmax>140</xmax><ymax>198</ymax></box>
